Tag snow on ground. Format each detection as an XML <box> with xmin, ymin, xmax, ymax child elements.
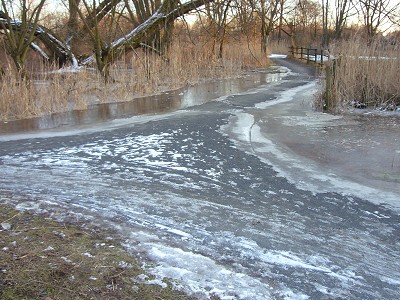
<box><xmin>269</xmin><ymin>54</ymin><xmax>288</xmax><ymax>59</ymax></box>
<box><xmin>255</xmin><ymin>82</ymin><xmax>316</xmax><ymax>109</ymax></box>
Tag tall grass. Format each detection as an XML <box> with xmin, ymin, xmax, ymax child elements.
<box><xmin>0</xmin><ymin>65</ymin><xmax>96</xmax><ymax>120</ymax></box>
<box><xmin>268</xmin><ymin>39</ymin><xmax>292</xmax><ymax>55</ymax></box>
<box><xmin>110</xmin><ymin>37</ymin><xmax>268</xmax><ymax>100</ymax></box>
<box><xmin>0</xmin><ymin>38</ymin><xmax>268</xmax><ymax>121</ymax></box>
<box><xmin>319</xmin><ymin>39</ymin><xmax>400</xmax><ymax>112</ymax></box>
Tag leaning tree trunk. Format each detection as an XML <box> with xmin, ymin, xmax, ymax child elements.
<box><xmin>1</xmin><ymin>0</ymin><xmax>214</xmax><ymax>74</ymax></box>
<box><xmin>36</xmin><ymin>26</ymin><xmax>78</xmax><ymax>67</ymax></box>
<box><xmin>0</xmin><ymin>11</ymin><xmax>77</xmax><ymax>67</ymax></box>
<box><xmin>89</xmin><ymin>0</ymin><xmax>216</xmax><ymax>67</ymax></box>
<box><xmin>0</xmin><ymin>0</ymin><xmax>46</xmax><ymax>77</ymax></box>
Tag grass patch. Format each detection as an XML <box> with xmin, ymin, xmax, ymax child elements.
<box><xmin>0</xmin><ymin>204</ymin><xmax>195</xmax><ymax>300</ymax></box>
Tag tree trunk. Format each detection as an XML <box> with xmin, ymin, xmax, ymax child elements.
<box><xmin>67</xmin><ymin>0</ymin><xmax>81</xmax><ymax>53</ymax></box>
<box><xmin>0</xmin><ymin>0</ymin><xmax>46</xmax><ymax>76</ymax></box>
<box><xmin>217</xmin><ymin>0</ymin><xmax>231</xmax><ymax>59</ymax></box>
<box><xmin>260</xmin><ymin>0</ymin><xmax>267</xmax><ymax>53</ymax></box>
<box><xmin>0</xmin><ymin>12</ymin><xmax>77</xmax><ymax>67</ymax></box>
<box><xmin>321</xmin><ymin>0</ymin><xmax>330</xmax><ymax>47</ymax></box>
<box><xmin>1</xmin><ymin>0</ymin><xmax>214</xmax><ymax>73</ymax></box>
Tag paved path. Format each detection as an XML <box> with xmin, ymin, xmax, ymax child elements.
<box><xmin>1</xmin><ymin>59</ymin><xmax>399</xmax><ymax>299</ymax></box>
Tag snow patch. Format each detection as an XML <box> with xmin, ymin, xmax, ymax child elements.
<box><xmin>255</xmin><ymin>82</ymin><xmax>317</xmax><ymax>109</ymax></box>
<box><xmin>269</xmin><ymin>54</ymin><xmax>288</xmax><ymax>59</ymax></box>
<box><xmin>154</xmin><ymin>224</ymin><xmax>193</xmax><ymax>239</ymax></box>
<box><xmin>144</xmin><ymin>243</ymin><xmax>273</xmax><ymax>300</ymax></box>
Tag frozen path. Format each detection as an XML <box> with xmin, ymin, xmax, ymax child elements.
<box><xmin>1</xmin><ymin>58</ymin><xmax>399</xmax><ymax>299</ymax></box>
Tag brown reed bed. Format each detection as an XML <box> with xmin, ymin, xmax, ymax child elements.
<box><xmin>318</xmin><ymin>39</ymin><xmax>400</xmax><ymax>112</ymax></box>
<box><xmin>0</xmin><ymin>38</ymin><xmax>269</xmax><ymax>121</ymax></box>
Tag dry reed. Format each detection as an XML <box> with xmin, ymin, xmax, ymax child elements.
<box><xmin>110</xmin><ymin>37</ymin><xmax>268</xmax><ymax>100</ymax></box>
<box><xmin>0</xmin><ymin>66</ymin><xmax>98</xmax><ymax>121</ymax></box>
<box><xmin>268</xmin><ymin>39</ymin><xmax>291</xmax><ymax>55</ymax></box>
<box><xmin>1</xmin><ymin>38</ymin><xmax>269</xmax><ymax>121</ymax></box>
<box><xmin>320</xmin><ymin>39</ymin><xmax>400</xmax><ymax>112</ymax></box>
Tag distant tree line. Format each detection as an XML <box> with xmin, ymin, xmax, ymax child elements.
<box><xmin>1</xmin><ymin>0</ymin><xmax>399</xmax><ymax>80</ymax></box>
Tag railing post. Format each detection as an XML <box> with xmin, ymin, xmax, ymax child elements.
<box><xmin>325</xmin><ymin>64</ymin><xmax>331</xmax><ymax>111</ymax></box>
<box><xmin>287</xmin><ymin>46</ymin><xmax>328</xmax><ymax>66</ymax></box>
<box><xmin>324</xmin><ymin>58</ymin><xmax>337</xmax><ymax>111</ymax></box>
<box><xmin>320</xmin><ymin>49</ymin><xmax>324</xmax><ymax>65</ymax></box>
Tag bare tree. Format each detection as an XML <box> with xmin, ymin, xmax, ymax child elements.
<box><xmin>295</xmin><ymin>0</ymin><xmax>321</xmax><ymax>44</ymax></box>
<box><xmin>249</xmin><ymin>0</ymin><xmax>281</xmax><ymax>53</ymax></box>
<box><xmin>0</xmin><ymin>0</ymin><xmax>46</xmax><ymax>76</ymax></box>
<box><xmin>76</xmin><ymin>0</ymin><xmax>216</xmax><ymax>79</ymax></box>
<box><xmin>0</xmin><ymin>0</ymin><xmax>215</xmax><ymax>79</ymax></box>
<box><xmin>321</xmin><ymin>0</ymin><xmax>329</xmax><ymax>46</ymax></box>
<box><xmin>333</xmin><ymin>0</ymin><xmax>354</xmax><ymax>39</ymax></box>
<box><xmin>233</xmin><ymin>0</ymin><xmax>256</xmax><ymax>36</ymax></box>
<box><xmin>277</xmin><ymin>0</ymin><xmax>287</xmax><ymax>41</ymax></box>
<box><xmin>357</xmin><ymin>0</ymin><xmax>400</xmax><ymax>40</ymax></box>
<box><xmin>204</xmin><ymin>0</ymin><xmax>233</xmax><ymax>58</ymax></box>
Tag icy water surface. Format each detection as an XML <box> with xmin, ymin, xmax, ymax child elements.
<box><xmin>0</xmin><ymin>70</ymin><xmax>283</xmax><ymax>134</ymax></box>
<box><xmin>1</xmin><ymin>60</ymin><xmax>399</xmax><ymax>299</ymax></box>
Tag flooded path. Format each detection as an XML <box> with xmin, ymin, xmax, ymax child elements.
<box><xmin>1</xmin><ymin>58</ymin><xmax>399</xmax><ymax>299</ymax></box>
<box><xmin>233</xmin><ymin>58</ymin><xmax>400</xmax><ymax>200</ymax></box>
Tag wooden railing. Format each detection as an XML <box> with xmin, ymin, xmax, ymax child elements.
<box><xmin>289</xmin><ymin>46</ymin><xmax>329</xmax><ymax>65</ymax></box>
<box><xmin>288</xmin><ymin>46</ymin><xmax>337</xmax><ymax>111</ymax></box>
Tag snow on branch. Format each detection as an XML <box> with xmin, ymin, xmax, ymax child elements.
<box><xmin>82</xmin><ymin>0</ymin><xmax>214</xmax><ymax>64</ymax></box>
<box><xmin>1</xmin><ymin>0</ymin><xmax>213</xmax><ymax>70</ymax></box>
<box><xmin>0</xmin><ymin>12</ymin><xmax>77</xmax><ymax>68</ymax></box>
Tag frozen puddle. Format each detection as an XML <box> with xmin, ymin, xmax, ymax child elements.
<box><xmin>223</xmin><ymin>81</ymin><xmax>400</xmax><ymax>210</ymax></box>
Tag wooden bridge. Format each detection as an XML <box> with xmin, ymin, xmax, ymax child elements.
<box><xmin>288</xmin><ymin>46</ymin><xmax>330</xmax><ymax>65</ymax></box>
